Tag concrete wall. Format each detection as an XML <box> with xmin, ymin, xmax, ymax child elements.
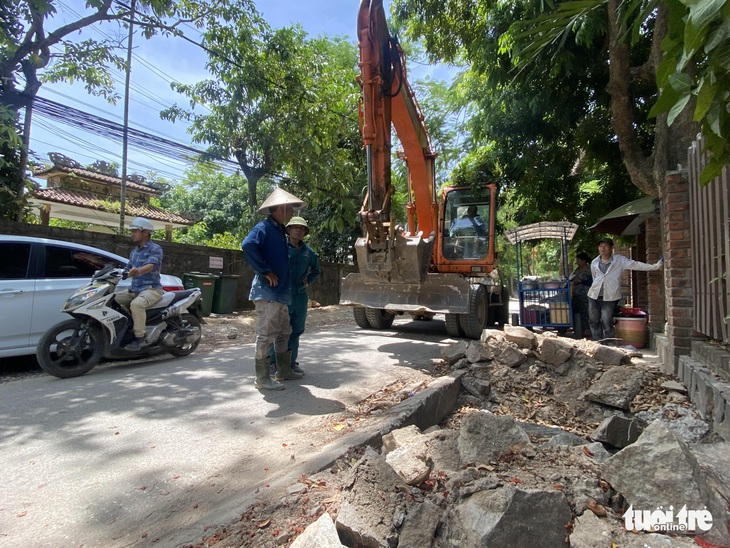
<box><xmin>0</xmin><ymin>220</ymin><xmax>355</xmax><ymax>310</ymax></box>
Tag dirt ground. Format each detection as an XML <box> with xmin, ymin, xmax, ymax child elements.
<box><xmin>197</xmin><ymin>304</ymin><xmax>357</xmax><ymax>353</ymax></box>
<box><xmin>187</xmin><ymin>308</ymin><xmax>706</xmax><ymax>548</ymax></box>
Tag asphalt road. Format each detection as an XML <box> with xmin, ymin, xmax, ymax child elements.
<box><xmin>0</xmin><ymin>318</ymin><xmax>451</xmax><ymax>547</ymax></box>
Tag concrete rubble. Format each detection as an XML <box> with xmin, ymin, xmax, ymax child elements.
<box><xmin>251</xmin><ymin>330</ymin><xmax>730</xmax><ymax>547</ymax></box>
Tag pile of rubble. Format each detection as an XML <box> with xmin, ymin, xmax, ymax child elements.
<box><xmin>205</xmin><ymin>327</ymin><xmax>730</xmax><ymax>547</ymax></box>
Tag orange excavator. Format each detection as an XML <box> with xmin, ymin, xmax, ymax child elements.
<box><xmin>340</xmin><ymin>0</ymin><xmax>509</xmax><ymax>339</ymax></box>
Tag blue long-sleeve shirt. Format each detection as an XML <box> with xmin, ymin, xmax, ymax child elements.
<box><xmin>241</xmin><ymin>217</ymin><xmax>291</xmax><ymax>304</ymax></box>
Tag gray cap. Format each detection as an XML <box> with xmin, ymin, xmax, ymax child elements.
<box><xmin>257</xmin><ymin>188</ymin><xmax>305</xmax><ymax>214</ymax></box>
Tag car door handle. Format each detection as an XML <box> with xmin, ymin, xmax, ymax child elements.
<box><xmin>0</xmin><ymin>288</ymin><xmax>25</xmax><ymax>296</ymax></box>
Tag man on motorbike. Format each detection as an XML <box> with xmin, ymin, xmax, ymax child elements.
<box><xmin>115</xmin><ymin>217</ymin><xmax>164</xmax><ymax>350</ymax></box>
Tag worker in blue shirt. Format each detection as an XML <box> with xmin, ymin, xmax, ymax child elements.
<box><xmin>242</xmin><ymin>188</ymin><xmax>305</xmax><ymax>391</ymax></box>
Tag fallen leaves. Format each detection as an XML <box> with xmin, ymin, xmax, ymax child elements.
<box><xmin>587</xmin><ymin>500</ymin><xmax>607</xmax><ymax>517</ymax></box>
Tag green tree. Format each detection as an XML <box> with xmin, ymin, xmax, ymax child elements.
<box><xmin>160</xmin><ymin>162</ymin><xmax>253</xmax><ymax>240</ymax></box>
<box><xmin>0</xmin><ymin>0</ymin><xmax>261</xmax><ymax>220</ymax></box>
<box><xmin>393</xmin><ymin>0</ymin><xmax>644</xmax><ymax>234</ymax></box>
<box><xmin>162</xmin><ymin>26</ymin><xmax>365</xmax><ymax>229</ymax></box>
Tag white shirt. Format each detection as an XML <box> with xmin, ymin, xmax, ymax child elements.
<box><xmin>587</xmin><ymin>253</ymin><xmax>663</xmax><ymax>301</ymax></box>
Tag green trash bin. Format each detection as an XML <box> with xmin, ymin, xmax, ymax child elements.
<box><xmin>212</xmin><ymin>275</ymin><xmax>241</xmax><ymax>314</ymax></box>
<box><xmin>182</xmin><ymin>272</ymin><xmax>218</xmax><ymax>316</ymax></box>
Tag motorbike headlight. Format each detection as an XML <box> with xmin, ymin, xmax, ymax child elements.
<box><xmin>64</xmin><ymin>284</ymin><xmax>106</xmax><ymax>310</ymax></box>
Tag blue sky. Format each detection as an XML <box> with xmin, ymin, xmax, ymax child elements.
<box><xmin>29</xmin><ymin>0</ymin><xmax>454</xmax><ymax>184</ymax></box>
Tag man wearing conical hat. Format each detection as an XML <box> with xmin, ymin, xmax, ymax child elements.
<box><xmin>241</xmin><ymin>187</ymin><xmax>305</xmax><ymax>390</ymax></box>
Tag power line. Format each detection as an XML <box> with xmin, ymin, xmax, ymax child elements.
<box><xmin>16</xmin><ymin>93</ymin><xmax>241</xmax><ymax>173</ymax></box>
<box><xmin>32</xmin><ymin>120</ymin><xmax>196</xmax><ymax>181</ymax></box>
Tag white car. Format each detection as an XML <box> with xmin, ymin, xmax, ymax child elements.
<box><xmin>0</xmin><ymin>235</ymin><xmax>184</xmax><ymax>358</ymax></box>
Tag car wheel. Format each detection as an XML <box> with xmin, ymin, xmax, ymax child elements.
<box><xmin>364</xmin><ymin>308</ymin><xmax>395</xmax><ymax>329</ymax></box>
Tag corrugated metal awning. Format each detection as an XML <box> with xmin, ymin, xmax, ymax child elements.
<box><xmin>504</xmin><ymin>221</ymin><xmax>578</xmax><ymax>244</ymax></box>
<box><xmin>588</xmin><ymin>196</ymin><xmax>659</xmax><ymax>236</ymax></box>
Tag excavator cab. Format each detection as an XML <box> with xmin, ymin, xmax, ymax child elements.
<box><xmin>442</xmin><ymin>190</ymin><xmax>491</xmax><ymax>261</ymax></box>
<box><xmin>436</xmin><ymin>184</ymin><xmax>498</xmax><ymax>274</ymax></box>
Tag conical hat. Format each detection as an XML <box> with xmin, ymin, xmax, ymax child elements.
<box><xmin>257</xmin><ymin>188</ymin><xmax>305</xmax><ymax>213</ymax></box>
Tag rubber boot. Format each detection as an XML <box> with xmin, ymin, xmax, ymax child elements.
<box><xmin>254</xmin><ymin>358</ymin><xmax>284</xmax><ymax>390</ymax></box>
<box><xmin>274</xmin><ymin>350</ymin><xmax>303</xmax><ymax>381</ymax></box>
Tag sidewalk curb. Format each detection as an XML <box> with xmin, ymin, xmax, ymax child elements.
<box><xmin>178</xmin><ymin>371</ymin><xmax>463</xmax><ymax>546</ymax></box>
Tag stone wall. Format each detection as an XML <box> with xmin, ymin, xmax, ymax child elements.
<box><xmin>0</xmin><ymin>220</ymin><xmax>355</xmax><ymax>310</ymax></box>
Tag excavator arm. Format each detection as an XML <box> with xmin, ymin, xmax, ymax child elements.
<box><xmin>355</xmin><ymin>0</ymin><xmax>438</xmax><ymax>284</ymax></box>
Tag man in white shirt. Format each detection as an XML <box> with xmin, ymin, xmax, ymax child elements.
<box><xmin>587</xmin><ymin>237</ymin><xmax>663</xmax><ymax>344</ymax></box>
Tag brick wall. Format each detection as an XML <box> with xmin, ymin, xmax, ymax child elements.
<box><xmin>0</xmin><ymin>221</ymin><xmax>355</xmax><ymax>310</ymax></box>
<box><xmin>661</xmin><ymin>170</ymin><xmax>697</xmax><ymax>370</ymax></box>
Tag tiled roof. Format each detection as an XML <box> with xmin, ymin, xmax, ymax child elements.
<box><xmin>31</xmin><ymin>187</ymin><xmax>194</xmax><ymax>226</ymax></box>
<box><xmin>33</xmin><ymin>164</ymin><xmax>162</xmax><ymax>195</ymax></box>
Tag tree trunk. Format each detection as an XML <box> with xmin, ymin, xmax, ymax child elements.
<box><xmin>240</xmin><ymin>164</ymin><xmax>262</xmax><ymax>211</ymax></box>
<box><xmin>606</xmin><ymin>0</ymin><xmax>655</xmax><ymax>195</ymax></box>
<box><xmin>606</xmin><ymin>0</ymin><xmax>699</xmax><ymax>198</ymax></box>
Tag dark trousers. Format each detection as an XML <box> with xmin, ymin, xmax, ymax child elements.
<box><xmin>588</xmin><ymin>297</ymin><xmax>618</xmax><ymax>343</ymax></box>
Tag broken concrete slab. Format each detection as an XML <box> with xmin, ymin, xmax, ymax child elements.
<box><xmin>574</xmin><ymin>442</ymin><xmax>611</xmax><ymax>464</ymax></box>
<box><xmin>465</xmin><ymin>340</ymin><xmax>494</xmax><ymax>363</ymax></box>
<box><xmin>457</xmin><ymin>412</ymin><xmax>531</xmax><ymax>465</ymax></box>
<box><xmin>441</xmin><ymin>340</ymin><xmax>468</xmax><ymax>365</ymax></box>
<box><xmin>590</xmin><ymin>415</ymin><xmax>644</xmax><ymax>449</ymax></box>
<box><xmin>687</xmin><ymin>443</ymin><xmax>730</xmax><ymax>548</ymax></box>
<box><xmin>583</xmin><ymin>366</ymin><xmax>645</xmax><ymax>410</ymax></box>
<box><xmin>424</xmin><ymin>429</ymin><xmax>460</xmax><ymax>474</ymax></box>
<box><xmin>635</xmin><ymin>403</ymin><xmax>709</xmax><ymax>444</ymax></box>
<box><xmin>290</xmin><ymin>511</ymin><xmax>343</xmax><ymax>548</ymax></box>
<box><xmin>602</xmin><ymin>420</ymin><xmax>706</xmax><ymax>515</ymax></box>
<box><xmin>385</xmin><ymin>442</ymin><xmax>432</xmax><ymax>486</ymax></box>
<box><xmin>592</xmin><ymin>345</ymin><xmax>631</xmax><ymax>365</ymax></box>
<box><xmin>480</xmin><ymin>328</ymin><xmax>506</xmax><ymax>344</ymax></box>
<box><xmin>442</xmin><ymin>487</ymin><xmax>571</xmax><ymax>547</ymax></box>
<box><xmin>503</xmin><ymin>325</ymin><xmax>538</xmax><ymax>349</ymax></box>
<box><xmin>536</xmin><ymin>337</ymin><xmax>574</xmax><ymax>369</ymax></box>
<box><xmin>461</xmin><ymin>377</ymin><xmax>491</xmax><ymax>399</ymax></box>
<box><xmin>397</xmin><ymin>499</ymin><xmax>441</xmax><ymax>547</ymax></box>
<box><xmin>335</xmin><ymin>447</ymin><xmax>407</xmax><ymax>548</ymax></box>
<box><xmin>661</xmin><ymin>379</ymin><xmax>688</xmax><ymax>394</ymax></box>
<box><xmin>382</xmin><ymin>425</ymin><xmax>422</xmax><ymax>454</ymax></box>
<box><xmin>569</xmin><ymin>510</ymin><xmax>614</xmax><ymax>548</ymax></box>
<box><xmin>547</xmin><ymin>431</ymin><xmax>587</xmax><ymax>447</ymax></box>
<box><xmin>496</xmin><ymin>345</ymin><xmax>528</xmax><ymax>368</ymax></box>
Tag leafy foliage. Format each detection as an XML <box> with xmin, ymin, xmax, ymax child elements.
<box><xmin>394</xmin><ymin>0</ymin><xmax>642</xmax><ymax>227</ymax></box>
<box><xmin>645</xmin><ymin>0</ymin><xmax>730</xmax><ymax>184</ymax></box>
<box><xmin>159</xmin><ymin>162</ymin><xmax>253</xmax><ymax>241</ymax></box>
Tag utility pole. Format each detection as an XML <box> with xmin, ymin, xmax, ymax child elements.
<box><xmin>120</xmin><ymin>0</ymin><xmax>136</xmax><ymax>233</ymax></box>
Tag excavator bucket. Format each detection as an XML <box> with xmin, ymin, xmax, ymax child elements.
<box><xmin>340</xmin><ymin>272</ymin><xmax>471</xmax><ymax>314</ymax></box>
<box><xmin>353</xmin><ymin>231</ymin><xmax>433</xmax><ymax>285</ymax></box>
